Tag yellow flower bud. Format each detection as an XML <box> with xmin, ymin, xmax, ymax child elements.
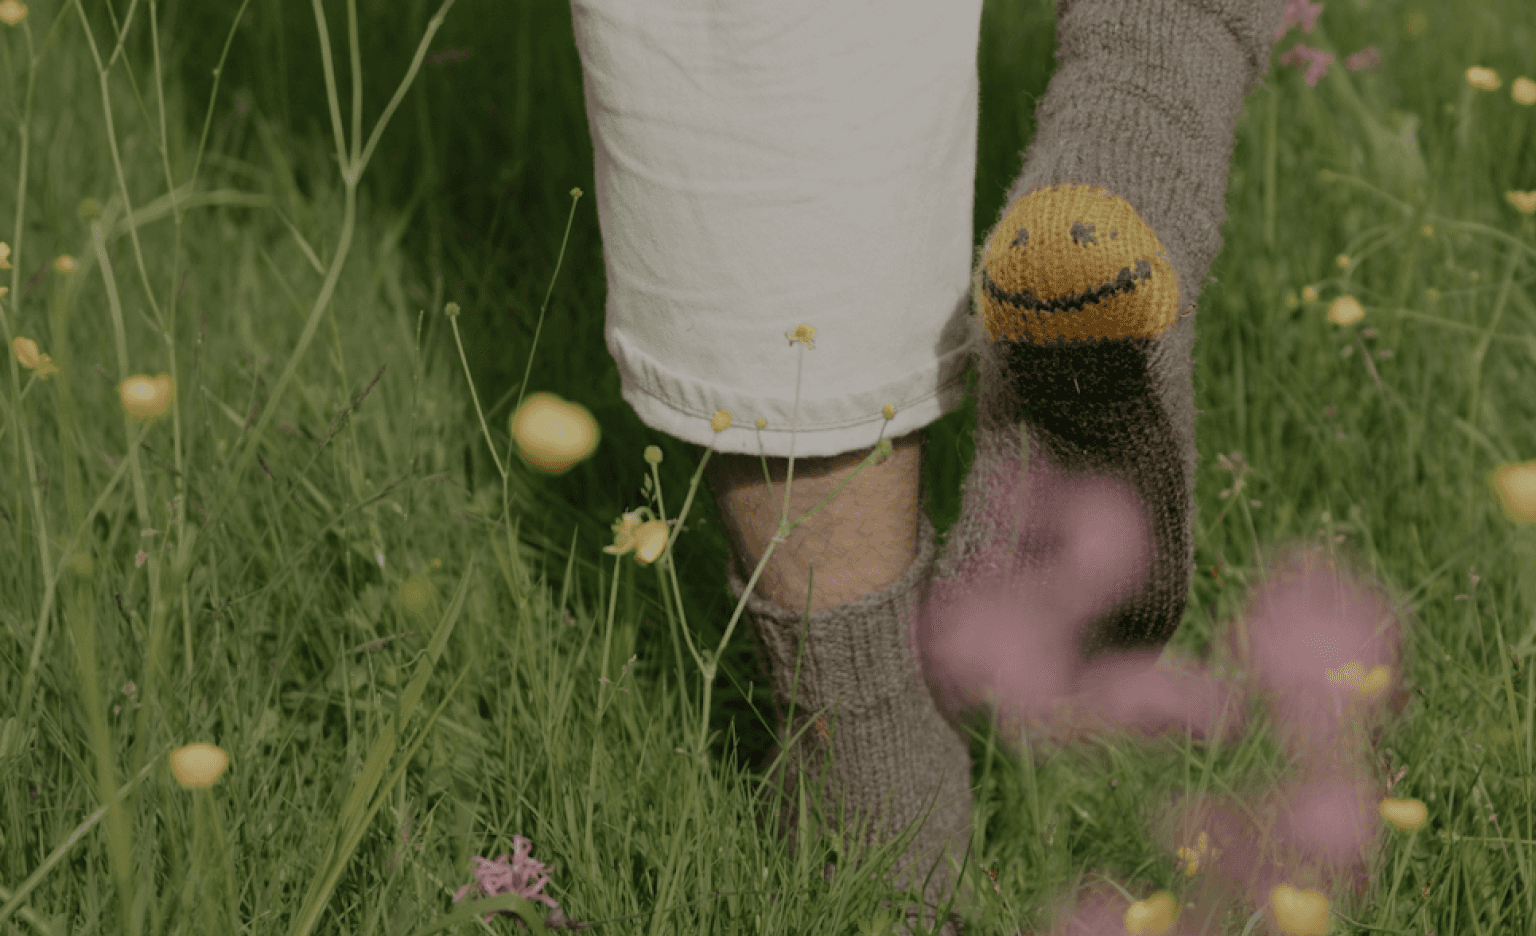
<box><xmin>510</xmin><ymin>392</ymin><xmax>600</xmax><ymax>473</ymax></box>
<box><xmin>882</xmin><ymin>403</ymin><xmax>896</xmax><ymax>420</ymax></box>
<box><xmin>1490</xmin><ymin>461</ymin><xmax>1536</xmax><ymax>523</ymax></box>
<box><xmin>1379</xmin><ymin>797</ymin><xmax>1427</xmax><ymax>831</ymax></box>
<box><xmin>1328</xmin><ymin>295</ymin><xmax>1365</xmax><ymax>326</ymax></box>
<box><xmin>53</xmin><ymin>254</ymin><xmax>77</xmax><ymax>274</ymax></box>
<box><xmin>169</xmin><ymin>743</ymin><xmax>229</xmax><ymax>789</ymax></box>
<box><xmin>1336</xmin><ymin>254</ymin><xmax>1351</xmax><ymax>269</ymax></box>
<box><xmin>1301</xmin><ymin>285</ymin><xmax>1318</xmax><ymax>303</ymax></box>
<box><xmin>644</xmin><ymin>445</ymin><xmax>662</xmax><ymax>466</ymax></box>
<box><xmin>1124</xmin><ymin>890</ymin><xmax>1179</xmax><ymax>935</ymax></box>
<box><xmin>1269</xmin><ymin>883</ymin><xmax>1330</xmax><ymax>936</ymax></box>
<box><xmin>119</xmin><ymin>373</ymin><xmax>175</xmax><ymax>422</ymax></box>
<box><xmin>756</xmin><ymin>417</ymin><xmax>767</xmax><ymax>430</ymax></box>
<box><xmin>1466</xmin><ymin>66</ymin><xmax>1501</xmax><ymax>91</ymax></box>
<box><xmin>1514</xmin><ymin>77</ymin><xmax>1536</xmax><ymax>106</ymax></box>
<box><xmin>711</xmin><ymin>409</ymin><xmax>732</xmax><ymax>432</ymax></box>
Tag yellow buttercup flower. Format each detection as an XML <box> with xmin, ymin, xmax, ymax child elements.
<box><xmin>603</xmin><ymin>511</ymin><xmax>669</xmax><ymax>564</ymax></box>
<box><xmin>1506</xmin><ymin>191</ymin><xmax>1536</xmax><ymax>214</ymax></box>
<box><xmin>119</xmin><ymin>373</ymin><xmax>175</xmax><ymax>421</ymax></box>
<box><xmin>0</xmin><ymin>0</ymin><xmax>26</xmax><ymax>27</ymax></box>
<box><xmin>1176</xmin><ymin>829</ymin><xmax>1220</xmax><ymax>876</ymax></box>
<box><xmin>53</xmin><ymin>254</ymin><xmax>77</xmax><ymax>274</ymax></box>
<box><xmin>1490</xmin><ymin>461</ymin><xmax>1536</xmax><ymax>523</ymax></box>
<box><xmin>0</xmin><ymin>240</ymin><xmax>12</xmax><ymax>267</ymax></box>
<box><xmin>1514</xmin><ymin>77</ymin><xmax>1536</xmax><ymax>106</ymax></box>
<box><xmin>1465</xmin><ymin>67</ymin><xmax>1501</xmax><ymax>91</ymax></box>
<box><xmin>1328</xmin><ymin>295</ymin><xmax>1365</xmax><ymax>326</ymax></box>
<box><xmin>1301</xmin><ymin>285</ymin><xmax>1318</xmax><ymax>303</ymax></box>
<box><xmin>1123</xmin><ymin>890</ymin><xmax>1179</xmax><ymax>935</ymax></box>
<box><xmin>711</xmin><ymin>409</ymin><xmax>732</xmax><ymax>432</ymax></box>
<box><xmin>1269</xmin><ymin>883</ymin><xmax>1330</xmax><ymax>936</ymax></box>
<box><xmin>509</xmin><ymin>392</ymin><xmax>599</xmax><ymax>473</ymax></box>
<box><xmin>1324</xmin><ymin>660</ymin><xmax>1391</xmax><ymax>700</ymax></box>
<box><xmin>11</xmin><ymin>336</ymin><xmax>59</xmax><ymax>378</ymax></box>
<box><xmin>882</xmin><ymin>403</ymin><xmax>896</xmax><ymax>420</ymax></box>
<box><xmin>169</xmin><ymin>743</ymin><xmax>228</xmax><ymax>789</ymax></box>
<box><xmin>756</xmin><ymin>417</ymin><xmax>767</xmax><ymax>430</ymax></box>
<box><xmin>1335</xmin><ymin>254</ymin><xmax>1351</xmax><ymax>269</ymax></box>
<box><xmin>786</xmin><ymin>324</ymin><xmax>816</xmax><ymax>349</ymax></box>
<box><xmin>1379</xmin><ymin>797</ymin><xmax>1427</xmax><ymax>831</ymax></box>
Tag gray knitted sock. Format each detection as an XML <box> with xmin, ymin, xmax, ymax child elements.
<box><xmin>922</xmin><ymin>0</ymin><xmax>1288</xmax><ymax>711</ymax></box>
<box><xmin>728</xmin><ymin>503</ymin><xmax>972</xmax><ymax>936</ymax></box>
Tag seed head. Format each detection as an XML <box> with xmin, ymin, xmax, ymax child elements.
<box><xmin>643</xmin><ymin>445</ymin><xmax>662</xmax><ymax>466</ymax></box>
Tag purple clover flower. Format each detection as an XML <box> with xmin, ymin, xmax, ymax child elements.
<box><xmin>1280</xmin><ymin>44</ymin><xmax>1336</xmax><ymax>87</ymax></box>
<box><xmin>1275</xmin><ymin>0</ymin><xmax>1324</xmax><ymax>40</ymax></box>
<box><xmin>452</xmin><ymin>835</ymin><xmax>568</xmax><ymax>928</ymax></box>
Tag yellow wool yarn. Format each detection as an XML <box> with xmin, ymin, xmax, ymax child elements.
<box><xmin>974</xmin><ymin>182</ymin><xmax>1180</xmax><ymax>345</ymax></box>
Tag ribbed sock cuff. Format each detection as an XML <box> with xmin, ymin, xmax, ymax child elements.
<box><xmin>1001</xmin><ymin>0</ymin><xmax>1288</xmax><ymax>313</ymax></box>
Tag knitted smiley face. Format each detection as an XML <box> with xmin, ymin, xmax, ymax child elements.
<box><xmin>973</xmin><ymin>182</ymin><xmax>1181</xmax><ymax>346</ymax></box>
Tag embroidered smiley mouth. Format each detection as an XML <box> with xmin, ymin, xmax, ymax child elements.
<box><xmin>979</xmin><ymin>258</ymin><xmax>1154</xmax><ymax>316</ymax></box>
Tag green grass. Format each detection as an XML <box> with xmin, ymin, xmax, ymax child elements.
<box><xmin>1</xmin><ymin>0</ymin><xmax>1535</xmax><ymax>934</ymax></box>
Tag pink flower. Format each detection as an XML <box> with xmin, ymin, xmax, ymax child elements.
<box><xmin>452</xmin><ymin>835</ymin><xmax>567</xmax><ymax>928</ymax></box>
<box><xmin>1279</xmin><ymin>43</ymin><xmax>1336</xmax><ymax>87</ymax></box>
<box><xmin>1274</xmin><ymin>0</ymin><xmax>1324</xmax><ymax>40</ymax></box>
<box><xmin>1345</xmin><ymin>45</ymin><xmax>1381</xmax><ymax>72</ymax></box>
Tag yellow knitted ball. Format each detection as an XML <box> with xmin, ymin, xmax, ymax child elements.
<box><xmin>974</xmin><ymin>182</ymin><xmax>1180</xmax><ymax>345</ymax></box>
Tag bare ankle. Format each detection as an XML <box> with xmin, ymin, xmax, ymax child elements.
<box><xmin>707</xmin><ymin>432</ymin><xmax>923</xmax><ymax>613</ymax></box>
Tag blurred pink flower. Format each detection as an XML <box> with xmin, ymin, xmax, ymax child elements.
<box><xmin>1345</xmin><ymin>46</ymin><xmax>1381</xmax><ymax>72</ymax></box>
<box><xmin>1226</xmin><ymin>547</ymin><xmax>1404</xmax><ymax>765</ymax></box>
<box><xmin>1275</xmin><ymin>0</ymin><xmax>1324</xmax><ymax>40</ymax></box>
<box><xmin>1280</xmin><ymin>44</ymin><xmax>1336</xmax><ymax>86</ymax></box>
<box><xmin>916</xmin><ymin>461</ymin><xmax>1248</xmax><ymax>750</ymax></box>
<box><xmin>453</xmin><ymin>835</ymin><xmax>568</xmax><ymax>928</ymax></box>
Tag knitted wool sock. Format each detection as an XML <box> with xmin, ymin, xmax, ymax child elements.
<box><xmin>920</xmin><ymin>0</ymin><xmax>1288</xmax><ymax>714</ymax></box>
<box><xmin>728</xmin><ymin>506</ymin><xmax>972</xmax><ymax>936</ymax></box>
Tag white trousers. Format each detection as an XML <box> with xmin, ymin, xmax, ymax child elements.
<box><xmin>569</xmin><ymin>0</ymin><xmax>985</xmax><ymax>458</ymax></box>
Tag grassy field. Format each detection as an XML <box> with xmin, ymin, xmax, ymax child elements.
<box><xmin>2</xmin><ymin>0</ymin><xmax>1535</xmax><ymax>933</ymax></box>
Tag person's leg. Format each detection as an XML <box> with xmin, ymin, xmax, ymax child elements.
<box><xmin>569</xmin><ymin>0</ymin><xmax>983</xmax><ymax>930</ymax></box>
<box><xmin>918</xmin><ymin>0</ymin><xmax>1291</xmax><ymax>731</ymax></box>
<box><xmin>705</xmin><ymin>432</ymin><xmax>922</xmax><ymax>616</ymax></box>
